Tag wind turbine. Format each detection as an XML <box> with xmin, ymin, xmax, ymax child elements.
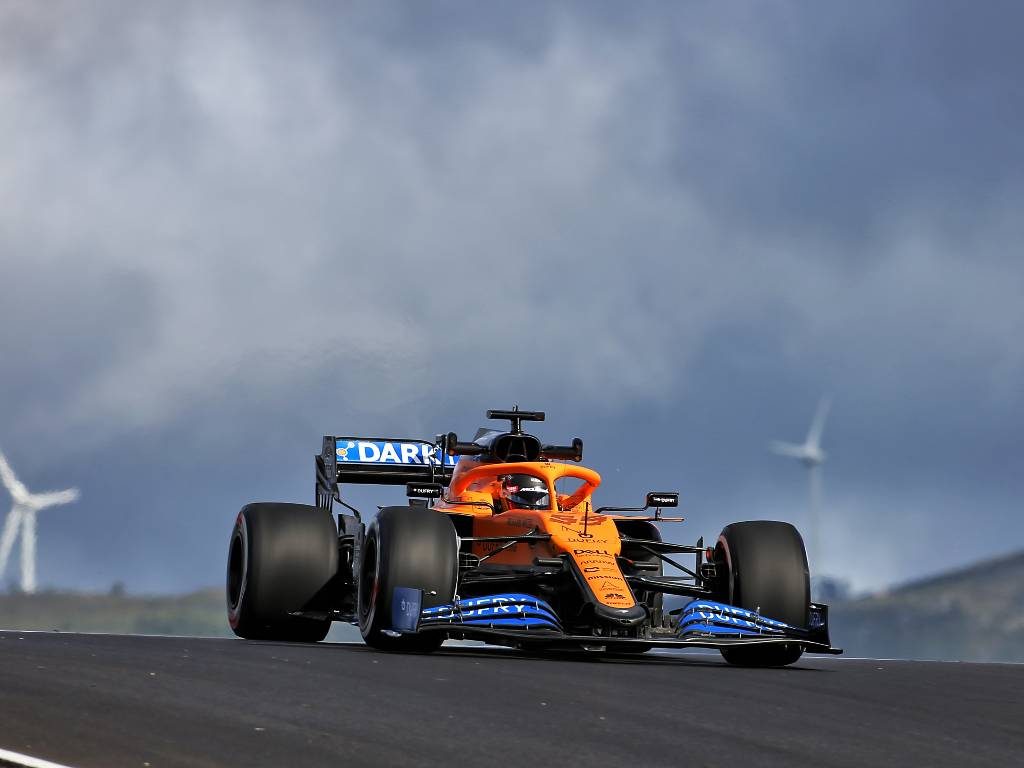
<box><xmin>770</xmin><ymin>397</ymin><xmax>831</xmax><ymax>570</ymax></box>
<box><xmin>0</xmin><ymin>450</ymin><xmax>79</xmax><ymax>593</ymax></box>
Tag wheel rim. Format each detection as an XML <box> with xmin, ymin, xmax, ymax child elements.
<box><xmin>714</xmin><ymin>537</ymin><xmax>734</xmax><ymax>604</ymax></box>
<box><xmin>358</xmin><ymin>533</ymin><xmax>379</xmax><ymax>628</ymax></box>
<box><xmin>226</xmin><ymin>518</ymin><xmax>248</xmax><ymax>623</ymax></box>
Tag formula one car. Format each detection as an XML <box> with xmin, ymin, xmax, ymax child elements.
<box><xmin>226</xmin><ymin>408</ymin><xmax>840</xmax><ymax>665</ymax></box>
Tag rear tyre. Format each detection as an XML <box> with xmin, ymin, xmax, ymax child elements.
<box><xmin>714</xmin><ymin>520</ymin><xmax>809</xmax><ymax>667</ymax></box>
<box><xmin>227</xmin><ymin>503</ymin><xmax>338</xmax><ymax>642</ymax></box>
<box><xmin>358</xmin><ymin>506</ymin><xmax>458</xmax><ymax>652</ymax></box>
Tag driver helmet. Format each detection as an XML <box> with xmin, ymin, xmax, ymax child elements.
<box><xmin>500</xmin><ymin>474</ymin><xmax>550</xmax><ymax>510</ymax></box>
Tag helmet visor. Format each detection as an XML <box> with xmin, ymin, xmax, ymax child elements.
<box><xmin>503</xmin><ymin>476</ymin><xmax>551</xmax><ymax>509</ymax></box>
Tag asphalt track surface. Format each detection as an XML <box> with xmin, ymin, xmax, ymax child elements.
<box><xmin>1</xmin><ymin>632</ymin><xmax>1022</xmax><ymax>768</ymax></box>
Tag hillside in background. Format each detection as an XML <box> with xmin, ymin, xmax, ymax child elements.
<box><xmin>0</xmin><ymin>588</ymin><xmax>232</xmax><ymax>637</ymax></box>
<box><xmin>0</xmin><ymin>587</ymin><xmax>361</xmax><ymax>642</ymax></box>
<box><xmin>829</xmin><ymin>550</ymin><xmax>1024</xmax><ymax>662</ymax></box>
<box><xmin>2</xmin><ymin>551</ymin><xmax>1022</xmax><ymax>661</ymax></box>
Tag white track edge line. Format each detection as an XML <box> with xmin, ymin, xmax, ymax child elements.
<box><xmin>0</xmin><ymin>747</ymin><xmax>78</xmax><ymax>768</ymax></box>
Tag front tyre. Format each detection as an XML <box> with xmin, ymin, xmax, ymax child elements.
<box><xmin>616</xmin><ymin>519</ymin><xmax>664</xmax><ymax>654</ymax></box>
<box><xmin>358</xmin><ymin>506</ymin><xmax>458</xmax><ymax>652</ymax></box>
<box><xmin>715</xmin><ymin>520</ymin><xmax>809</xmax><ymax>667</ymax></box>
<box><xmin>227</xmin><ymin>503</ymin><xmax>337</xmax><ymax>642</ymax></box>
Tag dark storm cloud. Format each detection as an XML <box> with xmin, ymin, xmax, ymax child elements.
<box><xmin>0</xmin><ymin>1</ymin><xmax>1021</xmax><ymax>593</ymax></box>
<box><xmin>652</xmin><ymin>1</ymin><xmax>1024</xmax><ymax>246</ymax></box>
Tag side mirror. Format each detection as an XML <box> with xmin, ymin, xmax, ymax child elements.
<box><xmin>646</xmin><ymin>492</ymin><xmax>678</xmax><ymax>508</ymax></box>
<box><xmin>446</xmin><ymin>432</ymin><xmax>486</xmax><ymax>456</ymax></box>
<box><xmin>595</xmin><ymin>491</ymin><xmax>680</xmax><ymax>517</ymax></box>
<box><xmin>541</xmin><ymin>438</ymin><xmax>584</xmax><ymax>462</ymax></box>
<box><xmin>407</xmin><ymin>482</ymin><xmax>443</xmax><ymax>499</ymax></box>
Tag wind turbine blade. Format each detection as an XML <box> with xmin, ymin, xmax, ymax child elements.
<box><xmin>0</xmin><ymin>506</ymin><xmax>24</xmax><ymax>576</ymax></box>
<box><xmin>21</xmin><ymin>509</ymin><xmax>36</xmax><ymax>593</ymax></box>
<box><xmin>808</xmin><ymin>463</ymin><xmax>822</xmax><ymax>570</ymax></box>
<box><xmin>30</xmin><ymin>488</ymin><xmax>80</xmax><ymax>509</ymax></box>
<box><xmin>806</xmin><ymin>396</ymin><xmax>832</xmax><ymax>449</ymax></box>
<box><xmin>0</xmin><ymin>451</ymin><xmax>30</xmax><ymax>504</ymax></box>
<box><xmin>770</xmin><ymin>440</ymin><xmax>808</xmax><ymax>459</ymax></box>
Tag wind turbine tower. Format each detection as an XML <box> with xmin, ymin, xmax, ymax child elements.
<box><xmin>0</xmin><ymin>450</ymin><xmax>79</xmax><ymax>593</ymax></box>
<box><xmin>770</xmin><ymin>397</ymin><xmax>831</xmax><ymax>570</ymax></box>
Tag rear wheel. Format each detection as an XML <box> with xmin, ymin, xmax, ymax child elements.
<box><xmin>714</xmin><ymin>520</ymin><xmax>809</xmax><ymax>667</ymax></box>
<box><xmin>227</xmin><ymin>503</ymin><xmax>338</xmax><ymax>642</ymax></box>
<box><xmin>358</xmin><ymin>506</ymin><xmax>458</xmax><ymax>652</ymax></box>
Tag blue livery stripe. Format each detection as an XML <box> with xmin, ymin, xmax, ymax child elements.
<box><xmin>677</xmin><ymin>622</ymin><xmax>761</xmax><ymax>637</ymax></box>
<box><xmin>420</xmin><ymin>593</ymin><xmax>562</xmax><ymax>631</ymax></box>
<box><xmin>445</xmin><ymin>616</ymin><xmax>562</xmax><ymax>630</ymax></box>
<box><xmin>676</xmin><ymin>599</ymin><xmax>798</xmax><ymax>638</ymax></box>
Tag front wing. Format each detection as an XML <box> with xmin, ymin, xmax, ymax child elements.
<box><xmin>388</xmin><ymin>590</ymin><xmax>841</xmax><ymax>654</ymax></box>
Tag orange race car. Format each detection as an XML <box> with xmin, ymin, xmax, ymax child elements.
<box><xmin>226</xmin><ymin>408</ymin><xmax>840</xmax><ymax>665</ymax></box>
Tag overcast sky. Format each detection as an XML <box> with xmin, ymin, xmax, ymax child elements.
<box><xmin>1</xmin><ymin>1</ymin><xmax>1021</xmax><ymax>595</ymax></box>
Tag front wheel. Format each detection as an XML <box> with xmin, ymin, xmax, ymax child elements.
<box><xmin>616</xmin><ymin>519</ymin><xmax>664</xmax><ymax>654</ymax></box>
<box><xmin>358</xmin><ymin>506</ymin><xmax>458</xmax><ymax>652</ymax></box>
<box><xmin>714</xmin><ymin>520</ymin><xmax>809</xmax><ymax>667</ymax></box>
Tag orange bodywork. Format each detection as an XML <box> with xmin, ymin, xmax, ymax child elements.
<box><xmin>433</xmin><ymin>459</ymin><xmax>637</xmax><ymax>610</ymax></box>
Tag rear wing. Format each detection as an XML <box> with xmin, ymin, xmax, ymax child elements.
<box><xmin>316</xmin><ymin>435</ymin><xmax>457</xmax><ymax>489</ymax></box>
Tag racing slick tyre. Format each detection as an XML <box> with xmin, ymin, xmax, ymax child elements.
<box><xmin>714</xmin><ymin>521</ymin><xmax>809</xmax><ymax>668</ymax></box>
<box><xmin>227</xmin><ymin>503</ymin><xmax>338</xmax><ymax>642</ymax></box>
<box><xmin>358</xmin><ymin>506</ymin><xmax>458</xmax><ymax>653</ymax></box>
<box><xmin>616</xmin><ymin>519</ymin><xmax>664</xmax><ymax>654</ymax></box>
